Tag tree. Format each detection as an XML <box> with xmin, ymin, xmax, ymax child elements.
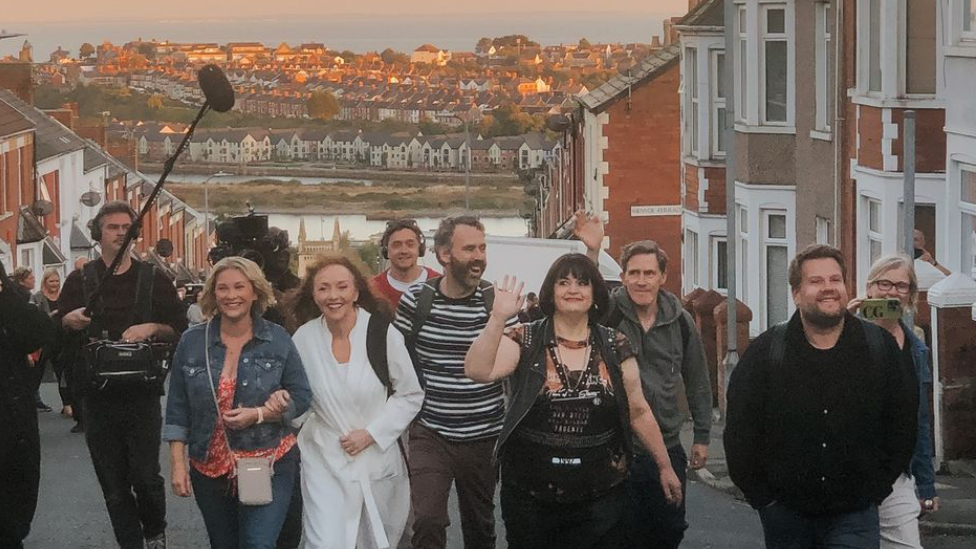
<box><xmin>339</xmin><ymin>50</ymin><xmax>358</xmax><ymax>63</ymax></box>
<box><xmin>79</xmin><ymin>43</ymin><xmax>95</xmax><ymax>59</ymax></box>
<box><xmin>493</xmin><ymin>35</ymin><xmax>538</xmax><ymax>48</ymax></box>
<box><xmin>579</xmin><ymin>38</ymin><xmax>592</xmax><ymax>50</ymax></box>
<box><xmin>147</xmin><ymin>94</ymin><xmax>164</xmax><ymax>110</ymax></box>
<box><xmin>136</xmin><ymin>43</ymin><xmax>156</xmax><ymax>59</ymax></box>
<box><xmin>358</xmin><ymin>241</ymin><xmax>381</xmax><ymax>274</ymax></box>
<box><xmin>128</xmin><ymin>53</ymin><xmax>149</xmax><ymax>69</ymax></box>
<box><xmin>476</xmin><ymin>37</ymin><xmax>493</xmax><ymax>53</ymax></box>
<box><xmin>380</xmin><ymin>48</ymin><xmax>409</xmax><ymax>65</ymax></box>
<box><xmin>307</xmin><ymin>91</ymin><xmax>340</xmax><ymax>121</ymax></box>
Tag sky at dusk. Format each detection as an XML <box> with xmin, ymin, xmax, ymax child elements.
<box><xmin>6</xmin><ymin>1</ymin><xmax>688</xmax><ymax>23</ymax></box>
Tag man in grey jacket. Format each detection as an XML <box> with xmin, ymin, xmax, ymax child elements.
<box><xmin>578</xmin><ymin>213</ymin><xmax>712</xmax><ymax>548</ymax></box>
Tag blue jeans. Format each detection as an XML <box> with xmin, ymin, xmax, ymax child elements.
<box><xmin>759</xmin><ymin>502</ymin><xmax>880</xmax><ymax>549</ymax></box>
<box><xmin>190</xmin><ymin>448</ymin><xmax>297</xmax><ymax>549</ymax></box>
<box><xmin>626</xmin><ymin>445</ymin><xmax>688</xmax><ymax>549</ymax></box>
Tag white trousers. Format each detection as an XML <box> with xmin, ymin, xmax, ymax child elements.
<box><xmin>880</xmin><ymin>473</ymin><xmax>923</xmax><ymax>549</ymax></box>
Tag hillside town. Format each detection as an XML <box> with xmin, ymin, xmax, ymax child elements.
<box><xmin>17</xmin><ymin>33</ymin><xmax>672</xmax><ymax>125</ymax></box>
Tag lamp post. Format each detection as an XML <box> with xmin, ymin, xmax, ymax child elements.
<box><xmin>204</xmin><ymin>171</ymin><xmax>231</xmax><ymax>247</ymax></box>
<box><xmin>454</xmin><ymin>105</ymin><xmax>482</xmax><ymax>210</ymax></box>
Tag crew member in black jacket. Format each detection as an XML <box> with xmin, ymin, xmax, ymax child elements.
<box><xmin>0</xmin><ymin>262</ymin><xmax>54</xmax><ymax>549</ymax></box>
<box><xmin>725</xmin><ymin>244</ymin><xmax>917</xmax><ymax>549</ymax></box>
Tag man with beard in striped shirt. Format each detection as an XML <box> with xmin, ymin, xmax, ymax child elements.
<box><xmin>394</xmin><ymin>215</ymin><xmax>515</xmax><ymax>549</ymax></box>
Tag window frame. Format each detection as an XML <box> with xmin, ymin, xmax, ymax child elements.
<box><xmin>960</xmin><ymin>165</ymin><xmax>976</xmax><ymax>278</ymax></box>
<box><xmin>962</xmin><ymin>0</ymin><xmax>976</xmax><ymax>41</ymax></box>
<box><xmin>711</xmin><ymin>50</ymin><xmax>728</xmax><ymax>157</ymax></box>
<box><xmin>866</xmin><ymin>197</ymin><xmax>884</xmax><ymax>264</ymax></box>
<box><xmin>815</xmin><ymin>1</ymin><xmax>833</xmax><ymax>132</ymax></box>
<box><xmin>686</xmin><ymin>47</ymin><xmax>700</xmax><ymax>156</ymax></box>
<box><xmin>736</xmin><ymin>4</ymin><xmax>749</xmax><ymax>123</ymax></box>
<box><xmin>761</xmin><ymin>3</ymin><xmax>790</xmax><ymax>126</ymax></box>
<box><xmin>761</xmin><ymin>209</ymin><xmax>790</xmax><ymax>328</ymax></box>
<box><xmin>685</xmin><ymin>229</ymin><xmax>701</xmax><ymax>290</ymax></box>
<box><xmin>711</xmin><ymin>236</ymin><xmax>729</xmax><ymax>292</ymax></box>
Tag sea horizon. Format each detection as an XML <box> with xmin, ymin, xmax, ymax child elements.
<box><xmin>0</xmin><ymin>11</ymin><xmax>675</xmax><ymax>60</ymax></box>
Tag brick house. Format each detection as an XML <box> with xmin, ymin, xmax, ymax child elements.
<box><xmin>576</xmin><ymin>43</ymin><xmax>684</xmax><ymax>296</ymax></box>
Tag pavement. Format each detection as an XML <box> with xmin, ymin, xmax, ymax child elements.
<box><xmin>683</xmin><ymin>416</ymin><xmax>976</xmax><ymax>537</ymax></box>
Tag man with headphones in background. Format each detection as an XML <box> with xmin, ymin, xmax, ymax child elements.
<box><xmin>59</xmin><ymin>201</ymin><xmax>187</xmax><ymax>549</ymax></box>
<box><xmin>372</xmin><ymin>218</ymin><xmax>440</xmax><ymax>308</ymax></box>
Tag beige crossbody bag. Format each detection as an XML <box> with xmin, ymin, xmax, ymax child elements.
<box><xmin>204</xmin><ymin>321</ymin><xmax>274</xmax><ymax>506</ymax></box>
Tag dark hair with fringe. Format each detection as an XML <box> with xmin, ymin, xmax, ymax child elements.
<box><xmin>291</xmin><ymin>254</ymin><xmax>391</xmax><ymax>327</ymax></box>
<box><xmin>538</xmin><ymin>253</ymin><xmax>610</xmax><ymax>323</ymax></box>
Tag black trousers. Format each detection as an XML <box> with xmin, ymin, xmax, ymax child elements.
<box><xmin>626</xmin><ymin>445</ymin><xmax>689</xmax><ymax>549</ymax></box>
<box><xmin>275</xmin><ymin>452</ymin><xmax>303</xmax><ymax>549</ymax></box>
<box><xmin>83</xmin><ymin>392</ymin><xmax>167</xmax><ymax>549</ymax></box>
<box><xmin>501</xmin><ymin>482</ymin><xmax>629</xmax><ymax>549</ymax></box>
<box><xmin>0</xmin><ymin>408</ymin><xmax>40</xmax><ymax>549</ymax></box>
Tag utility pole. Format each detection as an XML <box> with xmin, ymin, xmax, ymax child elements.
<box><xmin>722</xmin><ymin>0</ymin><xmax>739</xmax><ymax>400</ymax></box>
<box><xmin>903</xmin><ymin>111</ymin><xmax>916</xmax><ymax>328</ymax></box>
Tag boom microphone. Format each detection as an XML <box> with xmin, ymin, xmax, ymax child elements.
<box><xmin>197</xmin><ymin>64</ymin><xmax>235</xmax><ymax>113</ymax></box>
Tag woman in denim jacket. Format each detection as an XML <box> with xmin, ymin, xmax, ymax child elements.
<box><xmin>164</xmin><ymin>257</ymin><xmax>311</xmax><ymax>549</ymax></box>
<box><xmin>848</xmin><ymin>254</ymin><xmax>937</xmax><ymax>549</ymax></box>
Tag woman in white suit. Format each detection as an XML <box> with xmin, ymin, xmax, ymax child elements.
<box><xmin>291</xmin><ymin>255</ymin><xmax>423</xmax><ymax>549</ymax></box>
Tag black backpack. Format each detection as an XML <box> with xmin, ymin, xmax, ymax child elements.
<box><xmin>363</xmin><ymin>312</ymin><xmax>410</xmax><ymax>470</ymax></box>
<box><xmin>603</xmin><ymin>302</ymin><xmax>692</xmax><ymax>358</ymax></box>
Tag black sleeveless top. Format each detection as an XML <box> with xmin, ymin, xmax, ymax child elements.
<box><xmin>500</xmin><ymin>325</ymin><xmax>635</xmax><ymax>502</ymax></box>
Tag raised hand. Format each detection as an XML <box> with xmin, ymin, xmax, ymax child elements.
<box><xmin>492</xmin><ymin>275</ymin><xmax>525</xmax><ymax>320</ymax></box>
<box><xmin>573</xmin><ymin>210</ymin><xmax>605</xmax><ymax>253</ymax></box>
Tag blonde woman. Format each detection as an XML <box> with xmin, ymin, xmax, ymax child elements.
<box><xmin>30</xmin><ymin>269</ymin><xmax>71</xmax><ymax>418</ymax></box>
<box><xmin>164</xmin><ymin>257</ymin><xmax>311</xmax><ymax>549</ymax></box>
<box><xmin>847</xmin><ymin>254</ymin><xmax>936</xmax><ymax>549</ymax></box>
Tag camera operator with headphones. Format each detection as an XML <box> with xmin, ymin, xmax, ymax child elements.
<box><xmin>58</xmin><ymin>201</ymin><xmax>187</xmax><ymax>549</ymax></box>
<box><xmin>372</xmin><ymin>219</ymin><xmax>440</xmax><ymax>309</ymax></box>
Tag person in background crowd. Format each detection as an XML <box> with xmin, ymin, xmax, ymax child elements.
<box><xmin>13</xmin><ymin>266</ymin><xmax>36</xmax><ymax>292</ymax></box>
<box><xmin>74</xmin><ymin>256</ymin><xmax>89</xmax><ymax>272</ymax></box>
<box><xmin>291</xmin><ymin>255</ymin><xmax>423</xmax><ymax>549</ymax></box>
<box><xmin>59</xmin><ymin>201</ymin><xmax>188</xmax><ymax>549</ymax></box>
<box><xmin>31</xmin><ymin>268</ymin><xmax>77</xmax><ymax>423</ymax></box>
<box><xmin>0</xmin><ymin>262</ymin><xmax>53</xmax><ymax>549</ymax></box>
<box><xmin>15</xmin><ymin>266</ymin><xmax>53</xmax><ymax>413</ymax></box>
<box><xmin>912</xmin><ymin>229</ymin><xmax>950</xmax><ymax>277</ymax></box>
<box><xmin>393</xmin><ymin>215</ymin><xmax>509</xmax><ymax>549</ymax></box>
<box><xmin>576</xmin><ymin>211</ymin><xmax>711</xmax><ymax>549</ymax></box>
<box><xmin>372</xmin><ymin>218</ymin><xmax>440</xmax><ymax>309</ymax></box>
<box><xmin>725</xmin><ymin>244</ymin><xmax>917</xmax><ymax>549</ymax></box>
<box><xmin>465</xmin><ymin>255</ymin><xmax>682</xmax><ymax>549</ymax></box>
<box><xmin>164</xmin><ymin>256</ymin><xmax>311</xmax><ymax>549</ymax></box>
<box><xmin>517</xmin><ymin>292</ymin><xmax>543</xmax><ymax>323</ymax></box>
<box><xmin>847</xmin><ymin>255</ymin><xmax>938</xmax><ymax>549</ymax></box>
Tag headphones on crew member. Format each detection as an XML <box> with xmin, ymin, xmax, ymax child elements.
<box><xmin>380</xmin><ymin>219</ymin><xmax>426</xmax><ymax>260</ymax></box>
<box><xmin>88</xmin><ymin>202</ymin><xmax>141</xmax><ymax>243</ymax></box>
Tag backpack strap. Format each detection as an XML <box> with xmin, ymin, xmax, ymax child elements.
<box><xmin>128</xmin><ymin>262</ymin><xmax>155</xmax><ymax>328</ymax></box>
<box><xmin>366</xmin><ymin>313</ymin><xmax>393</xmax><ymax>397</ymax></box>
<box><xmin>861</xmin><ymin>320</ymin><xmax>886</xmax><ymax>370</ymax></box>
<box><xmin>407</xmin><ymin>277</ymin><xmax>439</xmax><ymax>353</ymax></box>
<box><xmin>678</xmin><ymin>310</ymin><xmax>692</xmax><ymax>351</ymax></box>
<box><xmin>478</xmin><ymin>279</ymin><xmax>494</xmax><ymax>313</ymax></box>
<box><xmin>767</xmin><ymin>322</ymin><xmax>790</xmax><ymax>369</ymax></box>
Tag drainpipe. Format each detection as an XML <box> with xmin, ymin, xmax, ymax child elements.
<box><xmin>833</xmin><ymin>0</ymin><xmax>845</xmax><ymax>247</ymax></box>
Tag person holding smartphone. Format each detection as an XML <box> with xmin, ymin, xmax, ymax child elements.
<box><xmin>847</xmin><ymin>254</ymin><xmax>937</xmax><ymax>549</ymax></box>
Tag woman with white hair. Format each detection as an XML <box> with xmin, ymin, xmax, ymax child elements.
<box><xmin>847</xmin><ymin>254</ymin><xmax>937</xmax><ymax>549</ymax></box>
<box><xmin>164</xmin><ymin>256</ymin><xmax>311</xmax><ymax>549</ymax></box>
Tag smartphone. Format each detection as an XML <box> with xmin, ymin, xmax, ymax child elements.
<box><xmin>860</xmin><ymin>298</ymin><xmax>903</xmax><ymax>321</ymax></box>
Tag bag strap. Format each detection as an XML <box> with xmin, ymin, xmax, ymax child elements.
<box><xmin>366</xmin><ymin>313</ymin><xmax>393</xmax><ymax>397</ymax></box>
<box><xmin>124</xmin><ymin>262</ymin><xmax>155</xmax><ymax>329</ymax></box>
<box><xmin>479</xmin><ymin>279</ymin><xmax>494</xmax><ymax>313</ymax></box>
<box><xmin>364</xmin><ymin>312</ymin><xmax>411</xmax><ymax>476</ymax></box>
<box><xmin>767</xmin><ymin>322</ymin><xmax>790</xmax><ymax>369</ymax></box>
<box><xmin>204</xmin><ymin>320</ymin><xmax>238</xmax><ymax>461</ymax></box>
<box><xmin>408</xmin><ymin>278</ymin><xmax>438</xmax><ymax>351</ymax></box>
<box><xmin>861</xmin><ymin>320</ymin><xmax>886</xmax><ymax>370</ymax></box>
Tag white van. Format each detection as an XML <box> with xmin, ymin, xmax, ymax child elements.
<box><xmin>419</xmin><ymin>235</ymin><xmax>622</xmax><ymax>295</ymax></box>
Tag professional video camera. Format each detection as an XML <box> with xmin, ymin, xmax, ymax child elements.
<box><xmin>207</xmin><ymin>204</ymin><xmax>298</xmax><ymax>291</ymax></box>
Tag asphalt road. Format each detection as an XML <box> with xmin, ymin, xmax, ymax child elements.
<box><xmin>25</xmin><ymin>385</ymin><xmax>972</xmax><ymax>548</ymax></box>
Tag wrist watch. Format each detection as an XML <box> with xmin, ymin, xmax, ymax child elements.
<box><xmin>923</xmin><ymin>498</ymin><xmax>935</xmax><ymax>510</ymax></box>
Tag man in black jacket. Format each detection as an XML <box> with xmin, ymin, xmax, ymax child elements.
<box><xmin>0</xmin><ymin>262</ymin><xmax>54</xmax><ymax>549</ymax></box>
<box><xmin>725</xmin><ymin>244</ymin><xmax>917</xmax><ymax>549</ymax></box>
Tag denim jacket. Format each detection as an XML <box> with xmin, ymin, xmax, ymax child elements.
<box><xmin>163</xmin><ymin>314</ymin><xmax>311</xmax><ymax>462</ymax></box>
<box><xmin>903</xmin><ymin>321</ymin><xmax>937</xmax><ymax>499</ymax></box>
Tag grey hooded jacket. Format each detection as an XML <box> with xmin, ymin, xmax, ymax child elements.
<box><xmin>605</xmin><ymin>286</ymin><xmax>712</xmax><ymax>450</ymax></box>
